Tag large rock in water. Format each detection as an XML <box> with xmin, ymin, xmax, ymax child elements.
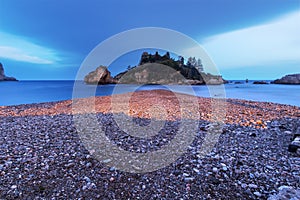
<box><xmin>84</xmin><ymin>66</ymin><xmax>116</xmax><ymax>84</ymax></box>
<box><xmin>272</xmin><ymin>74</ymin><xmax>300</xmax><ymax>84</ymax></box>
<box><xmin>0</xmin><ymin>63</ymin><xmax>17</xmax><ymax>81</ymax></box>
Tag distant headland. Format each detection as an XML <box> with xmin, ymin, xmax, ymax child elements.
<box><xmin>84</xmin><ymin>52</ymin><xmax>228</xmax><ymax>85</ymax></box>
<box><xmin>271</xmin><ymin>74</ymin><xmax>300</xmax><ymax>85</ymax></box>
<box><xmin>0</xmin><ymin>63</ymin><xmax>17</xmax><ymax>81</ymax></box>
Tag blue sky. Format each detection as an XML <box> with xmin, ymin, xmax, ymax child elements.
<box><xmin>0</xmin><ymin>0</ymin><xmax>299</xmax><ymax>80</ymax></box>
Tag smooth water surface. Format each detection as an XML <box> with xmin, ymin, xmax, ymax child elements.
<box><xmin>0</xmin><ymin>81</ymin><xmax>299</xmax><ymax>107</ymax></box>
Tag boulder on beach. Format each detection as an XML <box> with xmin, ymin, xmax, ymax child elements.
<box><xmin>84</xmin><ymin>66</ymin><xmax>117</xmax><ymax>84</ymax></box>
<box><xmin>0</xmin><ymin>63</ymin><xmax>17</xmax><ymax>81</ymax></box>
<box><xmin>271</xmin><ymin>74</ymin><xmax>300</xmax><ymax>84</ymax></box>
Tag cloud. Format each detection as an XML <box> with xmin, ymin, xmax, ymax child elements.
<box><xmin>0</xmin><ymin>46</ymin><xmax>53</xmax><ymax>64</ymax></box>
<box><xmin>0</xmin><ymin>31</ymin><xmax>59</xmax><ymax>64</ymax></box>
<box><xmin>201</xmin><ymin>11</ymin><xmax>300</xmax><ymax>69</ymax></box>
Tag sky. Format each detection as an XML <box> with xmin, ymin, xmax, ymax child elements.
<box><xmin>0</xmin><ymin>0</ymin><xmax>299</xmax><ymax>80</ymax></box>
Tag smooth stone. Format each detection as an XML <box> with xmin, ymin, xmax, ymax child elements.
<box><xmin>212</xmin><ymin>167</ymin><xmax>218</xmax><ymax>173</ymax></box>
<box><xmin>248</xmin><ymin>184</ymin><xmax>258</xmax><ymax>189</ymax></box>
<box><xmin>254</xmin><ymin>191</ymin><xmax>262</xmax><ymax>197</ymax></box>
<box><xmin>11</xmin><ymin>185</ymin><xmax>17</xmax><ymax>189</ymax></box>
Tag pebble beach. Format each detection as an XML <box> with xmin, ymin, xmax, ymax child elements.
<box><xmin>0</xmin><ymin>90</ymin><xmax>299</xmax><ymax>199</ymax></box>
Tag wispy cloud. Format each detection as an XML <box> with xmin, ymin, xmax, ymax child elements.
<box><xmin>0</xmin><ymin>31</ymin><xmax>59</xmax><ymax>64</ymax></box>
<box><xmin>201</xmin><ymin>11</ymin><xmax>300</xmax><ymax>69</ymax></box>
<box><xmin>0</xmin><ymin>46</ymin><xmax>54</xmax><ymax>64</ymax></box>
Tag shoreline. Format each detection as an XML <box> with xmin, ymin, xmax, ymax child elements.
<box><xmin>0</xmin><ymin>90</ymin><xmax>299</xmax><ymax>199</ymax></box>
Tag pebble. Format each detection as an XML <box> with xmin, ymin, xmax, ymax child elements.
<box><xmin>109</xmin><ymin>167</ymin><xmax>116</xmax><ymax>172</ymax></box>
<box><xmin>220</xmin><ymin>163</ymin><xmax>228</xmax><ymax>171</ymax></box>
<box><xmin>248</xmin><ymin>184</ymin><xmax>258</xmax><ymax>189</ymax></box>
<box><xmin>254</xmin><ymin>191</ymin><xmax>262</xmax><ymax>197</ymax></box>
<box><xmin>102</xmin><ymin>159</ymin><xmax>112</xmax><ymax>164</ymax></box>
<box><xmin>86</xmin><ymin>162</ymin><xmax>92</xmax><ymax>168</ymax></box>
<box><xmin>220</xmin><ymin>163</ymin><xmax>226</xmax><ymax>167</ymax></box>
<box><xmin>10</xmin><ymin>185</ymin><xmax>17</xmax><ymax>189</ymax></box>
<box><xmin>183</xmin><ymin>173</ymin><xmax>190</xmax><ymax>177</ymax></box>
<box><xmin>82</xmin><ymin>185</ymin><xmax>88</xmax><ymax>191</ymax></box>
<box><xmin>83</xmin><ymin>176</ymin><xmax>91</xmax><ymax>182</ymax></box>
<box><xmin>184</xmin><ymin>177</ymin><xmax>195</xmax><ymax>182</ymax></box>
<box><xmin>266</xmin><ymin>165</ymin><xmax>274</xmax><ymax>170</ymax></box>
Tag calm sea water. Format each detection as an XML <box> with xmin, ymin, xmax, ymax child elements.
<box><xmin>0</xmin><ymin>80</ymin><xmax>299</xmax><ymax>107</ymax></box>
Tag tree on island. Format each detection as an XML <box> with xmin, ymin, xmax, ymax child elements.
<box><xmin>137</xmin><ymin>51</ymin><xmax>209</xmax><ymax>81</ymax></box>
<box><xmin>186</xmin><ymin>57</ymin><xmax>203</xmax><ymax>72</ymax></box>
<box><xmin>178</xmin><ymin>56</ymin><xmax>184</xmax><ymax>66</ymax></box>
<box><xmin>140</xmin><ymin>52</ymin><xmax>204</xmax><ymax>72</ymax></box>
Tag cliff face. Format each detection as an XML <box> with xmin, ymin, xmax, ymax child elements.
<box><xmin>272</xmin><ymin>74</ymin><xmax>300</xmax><ymax>85</ymax></box>
<box><xmin>0</xmin><ymin>63</ymin><xmax>17</xmax><ymax>81</ymax></box>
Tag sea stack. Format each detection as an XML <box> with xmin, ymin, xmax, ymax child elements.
<box><xmin>0</xmin><ymin>63</ymin><xmax>18</xmax><ymax>81</ymax></box>
<box><xmin>84</xmin><ymin>66</ymin><xmax>117</xmax><ymax>84</ymax></box>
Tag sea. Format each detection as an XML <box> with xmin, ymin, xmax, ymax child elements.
<box><xmin>0</xmin><ymin>80</ymin><xmax>299</xmax><ymax>107</ymax></box>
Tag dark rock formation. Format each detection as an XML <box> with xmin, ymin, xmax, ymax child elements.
<box><xmin>84</xmin><ymin>66</ymin><xmax>116</xmax><ymax>84</ymax></box>
<box><xmin>0</xmin><ymin>63</ymin><xmax>17</xmax><ymax>81</ymax></box>
<box><xmin>271</xmin><ymin>74</ymin><xmax>300</xmax><ymax>84</ymax></box>
<box><xmin>85</xmin><ymin>52</ymin><xmax>227</xmax><ymax>85</ymax></box>
<box><xmin>253</xmin><ymin>81</ymin><xmax>268</xmax><ymax>84</ymax></box>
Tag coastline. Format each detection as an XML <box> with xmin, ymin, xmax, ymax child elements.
<box><xmin>0</xmin><ymin>90</ymin><xmax>299</xmax><ymax>199</ymax></box>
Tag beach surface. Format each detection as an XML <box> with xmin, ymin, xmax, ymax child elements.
<box><xmin>0</xmin><ymin>90</ymin><xmax>299</xmax><ymax>199</ymax></box>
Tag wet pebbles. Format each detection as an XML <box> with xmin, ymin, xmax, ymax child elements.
<box><xmin>0</xmin><ymin>90</ymin><xmax>299</xmax><ymax>199</ymax></box>
<box><xmin>0</xmin><ymin>113</ymin><xmax>299</xmax><ymax>199</ymax></box>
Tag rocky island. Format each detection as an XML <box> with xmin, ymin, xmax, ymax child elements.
<box><xmin>272</xmin><ymin>74</ymin><xmax>300</xmax><ymax>84</ymax></box>
<box><xmin>0</xmin><ymin>63</ymin><xmax>17</xmax><ymax>81</ymax></box>
<box><xmin>84</xmin><ymin>52</ymin><xmax>227</xmax><ymax>85</ymax></box>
